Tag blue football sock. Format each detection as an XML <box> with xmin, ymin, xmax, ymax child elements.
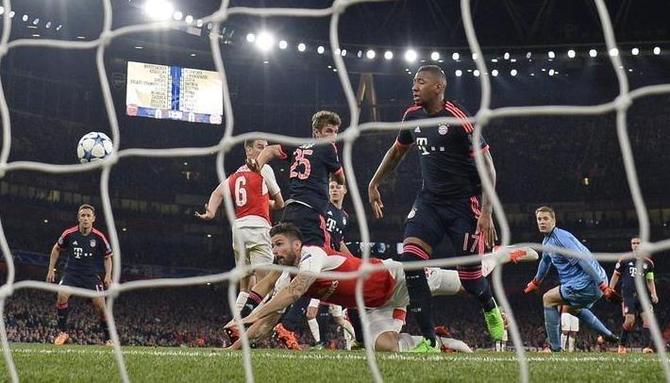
<box><xmin>544</xmin><ymin>306</ymin><xmax>561</xmax><ymax>351</ymax></box>
<box><xmin>577</xmin><ymin>309</ymin><xmax>613</xmax><ymax>337</ymax></box>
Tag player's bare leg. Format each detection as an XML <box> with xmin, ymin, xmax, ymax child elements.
<box><xmin>619</xmin><ymin>313</ymin><xmax>636</xmax><ymax>353</ymax></box>
<box><xmin>375</xmin><ymin>331</ymin><xmax>401</xmax><ymax>352</ymax></box>
<box><xmin>641</xmin><ymin>311</ymin><xmax>654</xmax><ymax>353</ymax></box>
<box><xmin>54</xmin><ymin>291</ymin><xmax>71</xmax><ymax>345</ymax></box>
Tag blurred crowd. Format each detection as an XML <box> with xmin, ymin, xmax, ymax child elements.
<box><xmin>4</xmin><ymin>280</ymin><xmax>670</xmax><ymax>352</ymax></box>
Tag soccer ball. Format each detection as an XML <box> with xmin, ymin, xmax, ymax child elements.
<box><xmin>77</xmin><ymin>132</ymin><xmax>113</xmax><ymax>163</ymax></box>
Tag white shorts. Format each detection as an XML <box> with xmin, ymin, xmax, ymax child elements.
<box><xmin>561</xmin><ymin>312</ymin><xmax>579</xmax><ymax>332</ymax></box>
<box><xmin>232</xmin><ymin>226</ymin><xmax>273</xmax><ymax>274</ymax></box>
<box><xmin>365</xmin><ymin>260</ymin><xmax>409</xmax><ymax>344</ymax></box>
<box><xmin>425</xmin><ymin>268</ymin><xmax>462</xmax><ymax>296</ymax></box>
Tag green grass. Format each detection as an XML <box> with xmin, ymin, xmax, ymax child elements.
<box><xmin>0</xmin><ymin>343</ymin><xmax>666</xmax><ymax>382</ymax></box>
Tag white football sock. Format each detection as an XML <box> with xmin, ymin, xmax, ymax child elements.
<box><xmin>308</xmin><ymin>318</ymin><xmax>321</xmax><ymax>344</ymax></box>
<box><xmin>235</xmin><ymin>291</ymin><xmax>249</xmax><ymax>315</ymax></box>
<box><xmin>560</xmin><ymin>333</ymin><xmax>567</xmax><ymax>350</ymax></box>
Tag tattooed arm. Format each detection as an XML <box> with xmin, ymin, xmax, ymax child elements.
<box><xmin>242</xmin><ymin>272</ymin><xmax>317</xmax><ymax>325</ymax></box>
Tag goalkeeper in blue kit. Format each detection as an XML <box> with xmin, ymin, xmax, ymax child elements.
<box><xmin>525</xmin><ymin>206</ymin><xmax>619</xmax><ymax>351</ymax></box>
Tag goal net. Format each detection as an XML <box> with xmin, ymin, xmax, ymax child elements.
<box><xmin>0</xmin><ymin>1</ymin><xmax>669</xmax><ymax>383</ymax></box>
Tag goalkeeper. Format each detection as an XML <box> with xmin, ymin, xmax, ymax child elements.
<box><xmin>524</xmin><ymin>206</ymin><xmax>619</xmax><ymax>351</ymax></box>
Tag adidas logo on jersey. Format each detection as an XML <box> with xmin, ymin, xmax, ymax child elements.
<box><xmin>72</xmin><ymin>241</ymin><xmax>78</xmax><ymax>246</ymax></box>
<box><xmin>327</xmin><ymin>211</ymin><xmax>333</xmax><ymax>216</ymax></box>
<box><xmin>414</xmin><ymin>126</ymin><xmax>421</xmax><ymax>133</ymax></box>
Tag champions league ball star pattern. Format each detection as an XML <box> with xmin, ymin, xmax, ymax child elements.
<box><xmin>77</xmin><ymin>132</ymin><xmax>113</xmax><ymax>163</ymax></box>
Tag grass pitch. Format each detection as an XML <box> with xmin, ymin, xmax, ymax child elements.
<box><xmin>0</xmin><ymin>343</ymin><xmax>665</xmax><ymax>382</ymax></box>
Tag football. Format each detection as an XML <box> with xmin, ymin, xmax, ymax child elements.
<box><xmin>76</xmin><ymin>132</ymin><xmax>113</xmax><ymax>163</ymax></box>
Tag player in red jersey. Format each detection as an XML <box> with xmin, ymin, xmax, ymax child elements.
<box><xmin>226</xmin><ymin>223</ymin><xmax>518</xmax><ymax>352</ymax></box>
<box><xmin>46</xmin><ymin>204</ymin><xmax>113</xmax><ymax>346</ymax></box>
<box><xmin>196</xmin><ymin>139</ymin><xmax>284</xmax><ymax>312</ymax></box>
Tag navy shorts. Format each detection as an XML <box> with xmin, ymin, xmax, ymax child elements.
<box><xmin>403</xmin><ymin>192</ymin><xmax>482</xmax><ymax>259</ymax></box>
<box><xmin>59</xmin><ymin>273</ymin><xmax>103</xmax><ymax>292</ymax></box>
<box><xmin>282</xmin><ymin>202</ymin><xmax>329</xmax><ymax>248</ymax></box>
<box><xmin>622</xmin><ymin>291</ymin><xmax>651</xmax><ymax>315</ymax></box>
<box><xmin>281</xmin><ymin>296</ymin><xmax>312</xmax><ymax>332</ymax></box>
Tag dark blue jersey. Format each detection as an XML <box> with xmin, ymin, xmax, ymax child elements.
<box><xmin>396</xmin><ymin>101</ymin><xmax>489</xmax><ymax>201</ymax></box>
<box><xmin>325</xmin><ymin>202</ymin><xmax>349</xmax><ymax>249</ymax></box>
<box><xmin>279</xmin><ymin>142</ymin><xmax>343</xmax><ymax>213</ymax></box>
<box><xmin>614</xmin><ymin>257</ymin><xmax>654</xmax><ymax>295</ymax></box>
<box><xmin>56</xmin><ymin>226</ymin><xmax>112</xmax><ymax>276</ymax></box>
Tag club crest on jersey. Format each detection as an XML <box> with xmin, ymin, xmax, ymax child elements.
<box><xmin>407</xmin><ymin>208</ymin><xmax>417</xmax><ymax>219</ymax></box>
<box><xmin>90</xmin><ymin>239</ymin><xmax>96</xmax><ymax>247</ymax></box>
<box><xmin>438</xmin><ymin>124</ymin><xmax>449</xmax><ymax>135</ymax></box>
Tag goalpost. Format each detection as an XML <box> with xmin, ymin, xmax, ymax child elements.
<box><xmin>0</xmin><ymin>1</ymin><xmax>669</xmax><ymax>382</ymax></box>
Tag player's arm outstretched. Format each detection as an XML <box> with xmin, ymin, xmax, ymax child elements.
<box><xmin>249</xmin><ymin>145</ymin><xmax>284</xmax><ymax>171</ymax></box>
<box><xmin>524</xmin><ymin>252</ymin><xmax>551</xmax><ymax>293</ymax></box>
<box><xmin>227</xmin><ymin>311</ymin><xmax>283</xmax><ymax>350</ymax></box>
<box><xmin>223</xmin><ymin>271</ymin><xmax>284</xmax><ymax>328</ymax></box>
<box><xmin>475</xmin><ymin>150</ymin><xmax>497</xmax><ymax>248</ymax></box>
<box><xmin>46</xmin><ymin>243</ymin><xmax>62</xmax><ymax>283</ymax></box>
<box><xmin>260</xmin><ymin>163</ymin><xmax>285</xmax><ymax>210</ymax></box>
<box><xmin>368</xmin><ymin>142</ymin><xmax>410</xmax><ymax>219</ymax></box>
<box><xmin>195</xmin><ymin>181</ymin><xmax>226</xmax><ymax>220</ymax></box>
<box><xmin>242</xmin><ymin>272</ymin><xmax>317</xmax><ymax>325</ymax></box>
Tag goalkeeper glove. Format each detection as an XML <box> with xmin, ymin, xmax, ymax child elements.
<box><xmin>599</xmin><ymin>282</ymin><xmax>622</xmax><ymax>303</ymax></box>
<box><xmin>524</xmin><ymin>278</ymin><xmax>540</xmax><ymax>294</ymax></box>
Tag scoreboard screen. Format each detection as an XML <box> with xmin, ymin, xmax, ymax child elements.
<box><xmin>125</xmin><ymin>61</ymin><xmax>223</xmax><ymax>124</ymax></box>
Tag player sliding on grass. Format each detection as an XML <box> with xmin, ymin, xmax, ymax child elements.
<box><xmin>227</xmin><ymin>223</ymin><xmax>536</xmax><ymax>352</ymax></box>
<box><xmin>524</xmin><ymin>206</ymin><xmax>620</xmax><ymax>352</ymax></box>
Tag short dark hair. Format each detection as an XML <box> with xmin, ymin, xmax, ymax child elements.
<box><xmin>417</xmin><ymin>65</ymin><xmax>447</xmax><ymax>84</ymax></box>
<box><xmin>78</xmin><ymin>204</ymin><xmax>95</xmax><ymax>214</ymax></box>
<box><xmin>269</xmin><ymin>222</ymin><xmax>303</xmax><ymax>242</ymax></box>
<box><xmin>535</xmin><ymin>206</ymin><xmax>555</xmax><ymax>219</ymax></box>
<box><xmin>244</xmin><ymin>138</ymin><xmax>266</xmax><ymax>148</ymax></box>
<box><xmin>311</xmin><ymin>110</ymin><xmax>341</xmax><ymax>131</ymax></box>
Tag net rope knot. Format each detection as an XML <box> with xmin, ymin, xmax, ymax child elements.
<box><xmin>614</xmin><ymin>94</ymin><xmax>633</xmax><ymax>111</ymax></box>
<box><xmin>475</xmin><ymin>107</ymin><xmax>493</xmax><ymax>127</ymax></box>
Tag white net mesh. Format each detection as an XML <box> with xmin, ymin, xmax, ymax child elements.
<box><xmin>0</xmin><ymin>0</ymin><xmax>669</xmax><ymax>382</ymax></box>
